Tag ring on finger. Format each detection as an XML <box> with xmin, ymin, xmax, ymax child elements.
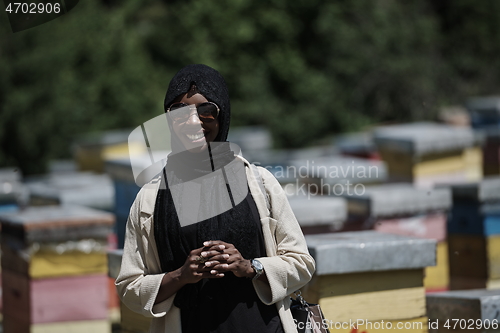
<box><xmin>196</xmin><ymin>256</ymin><xmax>207</xmax><ymax>264</ymax></box>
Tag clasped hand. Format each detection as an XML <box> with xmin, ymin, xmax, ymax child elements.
<box><xmin>179</xmin><ymin>240</ymin><xmax>254</xmax><ymax>284</ymax></box>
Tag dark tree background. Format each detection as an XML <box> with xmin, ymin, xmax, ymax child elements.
<box><xmin>1</xmin><ymin>0</ymin><xmax>499</xmax><ymax>174</ymax></box>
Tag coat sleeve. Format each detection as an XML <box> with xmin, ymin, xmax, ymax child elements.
<box><xmin>252</xmin><ymin>167</ymin><xmax>316</xmax><ymax>305</ymax></box>
<box><xmin>115</xmin><ymin>186</ymin><xmax>176</xmax><ymax>318</ymax></box>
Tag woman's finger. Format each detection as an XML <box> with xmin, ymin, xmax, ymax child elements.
<box><xmin>189</xmin><ymin>255</ymin><xmax>201</xmax><ymax>264</ymax></box>
<box><xmin>200</xmin><ymin>249</ymin><xmax>226</xmax><ymax>259</ymax></box>
<box><xmin>210</xmin><ymin>263</ymin><xmax>230</xmax><ymax>271</ymax></box>
<box><xmin>198</xmin><ymin>270</ymin><xmax>224</xmax><ymax>278</ymax></box>
<box><xmin>203</xmin><ymin>254</ymin><xmax>229</xmax><ymax>265</ymax></box>
<box><xmin>203</xmin><ymin>240</ymin><xmax>233</xmax><ymax>249</ymax></box>
<box><xmin>202</xmin><ymin>260</ymin><xmax>222</xmax><ymax>268</ymax></box>
<box><xmin>203</xmin><ymin>240</ymin><xmax>221</xmax><ymax>247</ymax></box>
<box><xmin>202</xmin><ymin>244</ymin><xmax>226</xmax><ymax>253</ymax></box>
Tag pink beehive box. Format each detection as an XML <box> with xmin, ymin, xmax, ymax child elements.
<box><xmin>3</xmin><ymin>271</ymin><xmax>108</xmax><ymax>324</ymax></box>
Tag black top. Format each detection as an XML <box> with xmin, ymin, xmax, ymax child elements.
<box><xmin>180</xmin><ymin>192</ymin><xmax>284</xmax><ymax>333</ymax></box>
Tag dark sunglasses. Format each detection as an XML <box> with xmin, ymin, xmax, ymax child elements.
<box><xmin>166</xmin><ymin>102</ymin><xmax>220</xmax><ymax>123</ymax></box>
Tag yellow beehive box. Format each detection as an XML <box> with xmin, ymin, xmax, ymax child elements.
<box><xmin>373</xmin><ymin>122</ymin><xmax>482</xmax><ymax>187</ymax></box>
<box><xmin>304</xmin><ymin>232</ymin><xmax>435</xmax><ymax>333</ymax></box>
<box><xmin>304</xmin><ymin>269</ymin><xmax>426</xmax><ymax>323</ymax></box>
<box><xmin>424</xmin><ymin>241</ymin><xmax>449</xmax><ymax>291</ymax></box>
<box><xmin>73</xmin><ymin>130</ymin><xmax>145</xmax><ymax>173</ymax></box>
<box><xmin>3</xmin><ymin>319</ymin><xmax>111</xmax><ymax>333</ymax></box>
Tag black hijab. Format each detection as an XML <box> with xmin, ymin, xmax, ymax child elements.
<box><xmin>154</xmin><ymin>65</ymin><xmax>257</xmax><ymax>310</ymax></box>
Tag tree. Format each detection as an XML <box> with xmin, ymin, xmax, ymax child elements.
<box><xmin>2</xmin><ymin>0</ymin><xmax>500</xmax><ymax>174</ymax></box>
<box><xmin>0</xmin><ymin>0</ymin><xmax>163</xmax><ymax>174</ymax></box>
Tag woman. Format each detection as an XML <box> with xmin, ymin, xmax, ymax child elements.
<box><xmin>116</xmin><ymin>64</ymin><xmax>315</xmax><ymax>333</ymax></box>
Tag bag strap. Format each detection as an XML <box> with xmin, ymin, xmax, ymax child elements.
<box><xmin>250</xmin><ymin>164</ymin><xmax>270</xmax><ymax>214</ymax></box>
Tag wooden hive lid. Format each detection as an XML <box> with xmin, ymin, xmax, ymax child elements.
<box><xmin>373</xmin><ymin>122</ymin><xmax>477</xmax><ymax>155</ymax></box>
<box><xmin>288</xmin><ymin>194</ymin><xmax>347</xmax><ymax>227</ymax></box>
<box><xmin>466</xmin><ymin>96</ymin><xmax>500</xmax><ymax>115</ymax></box>
<box><xmin>305</xmin><ymin>230</ymin><xmax>436</xmax><ymax>275</ymax></box>
<box><xmin>344</xmin><ymin>183</ymin><xmax>452</xmax><ymax>218</ymax></box>
<box><xmin>0</xmin><ymin>204</ymin><xmax>114</xmax><ymax>242</ymax></box>
<box><xmin>26</xmin><ymin>172</ymin><xmax>114</xmax><ymax>211</ymax></box>
<box><xmin>290</xmin><ymin>156</ymin><xmax>387</xmax><ymax>185</ymax></box>
<box><xmin>427</xmin><ymin>289</ymin><xmax>500</xmax><ymax>322</ymax></box>
<box><xmin>444</xmin><ymin>176</ymin><xmax>500</xmax><ymax>202</ymax></box>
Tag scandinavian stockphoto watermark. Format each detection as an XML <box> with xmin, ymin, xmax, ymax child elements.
<box><xmin>128</xmin><ymin>111</ymin><xmax>381</xmax><ymax>226</ymax></box>
<box><xmin>255</xmin><ymin>159</ymin><xmax>382</xmax><ymax>198</ymax></box>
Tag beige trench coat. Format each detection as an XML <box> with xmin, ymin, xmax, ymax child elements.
<box><xmin>116</xmin><ymin>157</ymin><xmax>316</xmax><ymax>333</ymax></box>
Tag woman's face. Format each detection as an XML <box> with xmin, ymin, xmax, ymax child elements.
<box><xmin>170</xmin><ymin>92</ymin><xmax>220</xmax><ymax>153</ymax></box>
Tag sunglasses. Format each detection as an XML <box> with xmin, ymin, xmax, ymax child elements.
<box><xmin>166</xmin><ymin>102</ymin><xmax>220</xmax><ymax>123</ymax></box>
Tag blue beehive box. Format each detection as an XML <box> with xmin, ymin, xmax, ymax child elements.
<box><xmin>443</xmin><ymin>177</ymin><xmax>500</xmax><ymax>290</ymax></box>
<box><xmin>466</xmin><ymin>96</ymin><xmax>500</xmax><ymax>129</ymax></box>
<box><xmin>105</xmin><ymin>152</ymin><xmax>167</xmax><ymax>249</ymax></box>
<box><xmin>105</xmin><ymin>159</ymin><xmax>142</xmax><ymax>249</ymax></box>
<box><xmin>446</xmin><ymin>177</ymin><xmax>500</xmax><ymax>236</ymax></box>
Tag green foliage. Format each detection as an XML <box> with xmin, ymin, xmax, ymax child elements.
<box><xmin>1</xmin><ymin>0</ymin><xmax>500</xmax><ymax>174</ymax></box>
<box><xmin>143</xmin><ymin>0</ymin><xmax>441</xmax><ymax>147</ymax></box>
<box><xmin>0</xmin><ymin>1</ymin><xmax>164</xmax><ymax>174</ymax></box>
<box><xmin>431</xmin><ymin>0</ymin><xmax>500</xmax><ymax>98</ymax></box>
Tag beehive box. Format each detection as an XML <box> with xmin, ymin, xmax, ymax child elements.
<box><xmin>288</xmin><ymin>194</ymin><xmax>347</xmax><ymax>234</ymax></box>
<box><xmin>5</xmin><ymin>319</ymin><xmax>111</xmax><ymax>333</ymax></box>
<box><xmin>3</xmin><ymin>271</ymin><xmax>108</xmax><ymax>324</ymax></box>
<box><xmin>343</xmin><ymin>184</ymin><xmax>452</xmax><ymax>291</ymax></box>
<box><xmin>447</xmin><ymin>177</ymin><xmax>500</xmax><ymax>235</ymax></box>
<box><xmin>0</xmin><ymin>168</ymin><xmax>26</xmax><ymax>313</ymax></box>
<box><xmin>245</xmin><ymin>150</ymin><xmax>298</xmax><ymax>186</ymax></box>
<box><xmin>241</xmin><ymin>144</ymin><xmax>339</xmax><ymax>187</ymax></box>
<box><xmin>336</xmin><ymin>132</ymin><xmax>380</xmax><ymax>160</ymax></box>
<box><xmin>1</xmin><ymin>235</ymin><xmax>108</xmax><ymax>279</ymax></box>
<box><xmin>227</xmin><ymin>126</ymin><xmax>272</xmax><ymax>152</ymax></box>
<box><xmin>107</xmin><ymin>249</ymin><xmax>151</xmax><ymax>333</ymax></box>
<box><xmin>466</xmin><ymin>96</ymin><xmax>500</xmax><ymax>129</ymax></box>
<box><xmin>105</xmin><ymin>156</ymin><xmax>153</xmax><ymax>249</ymax></box>
<box><xmin>445</xmin><ymin>178</ymin><xmax>500</xmax><ymax>290</ymax></box>
<box><xmin>0</xmin><ymin>167</ymin><xmax>27</xmax><ymax>210</ymax></box>
<box><xmin>0</xmin><ymin>205</ymin><xmax>114</xmax><ymax>243</ymax></box>
<box><xmin>481</xmin><ymin>128</ymin><xmax>500</xmax><ymax>176</ymax></box>
<box><xmin>26</xmin><ymin>172</ymin><xmax>114</xmax><ymax>212</ymax></box>
<box><xmin>373</xmin><ymin>122</ymin><xmax>482</xmax><ymax>188</ymax></box>
<box><xmin>73</xmin><ymin>130</ymin><xmax>146</xmax><ymax>173</ymax></box>
<box><xmin>107</xmin><ymin>250</ymin><xmax>123</xmax><ymax>325</ymax></box>
<box><xmin>304</xmin><ymin>231</ymin><xmax>434</xmax><ymax>332</ymax></box>
<box><xmin>0</xmin><ymin>205</ymin><xmax>114</xmax><ymax>333</ymax></box>
<box><xmin>427</xmin><ymin>289</ymin><xmax>500</xmax><ymax>332</ymax></box>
